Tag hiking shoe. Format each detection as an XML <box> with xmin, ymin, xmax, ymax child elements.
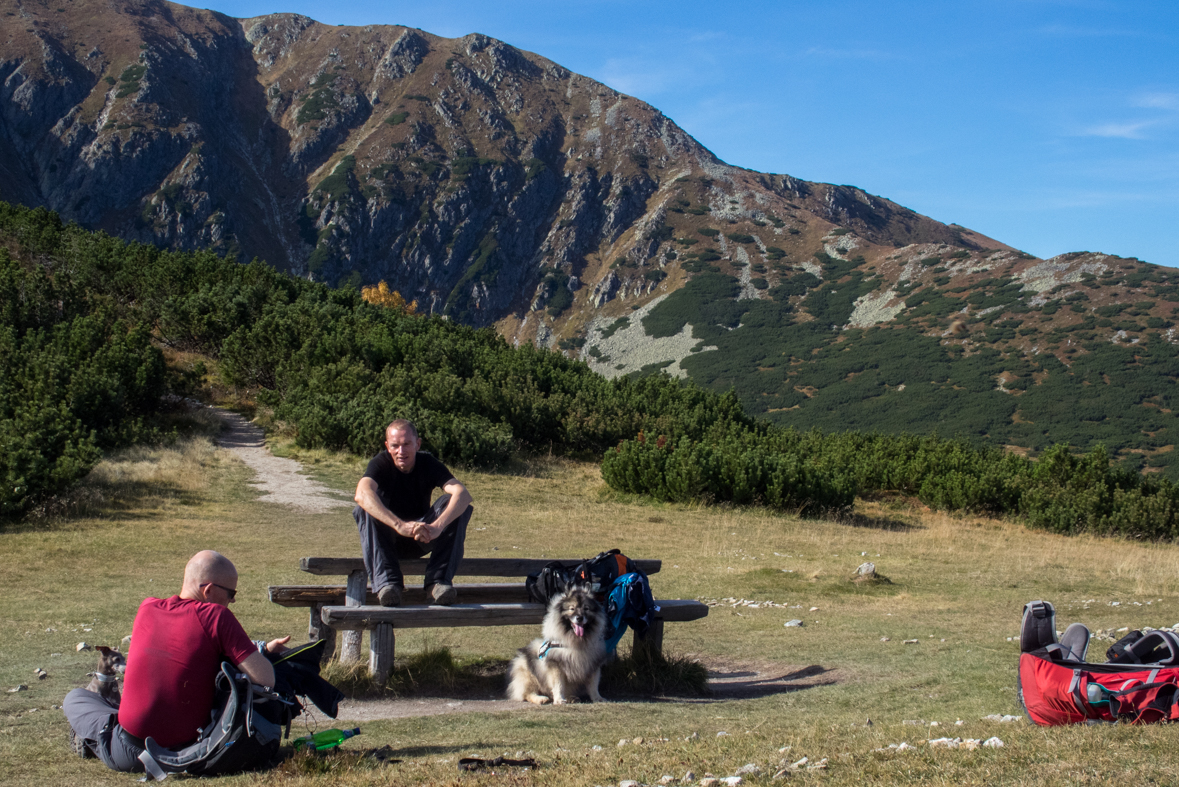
<box><xmin>428</xmin><ymin>583</ymin><xmax>457</xmax><ymax>606</ymax></box>
<box><xmin>69</xmin><ymin>727</ymin><xmax>94</xmax><ymax>759</ymax></box>
<box><xmin>377</xmin><ymin>585</ymin><xmax>402</xmax><ymax>607</ymax></box>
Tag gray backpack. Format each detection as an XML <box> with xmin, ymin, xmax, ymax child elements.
<box><xmin>137</xmin><ymin>663</ymin><xmax>291</xmax><ymax>781</ymax></box>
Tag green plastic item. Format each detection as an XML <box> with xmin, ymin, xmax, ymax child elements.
<box><xmin>294</xmin><ymin>727</ymin><xmax>361</xmax><ymax>751</ymax></box>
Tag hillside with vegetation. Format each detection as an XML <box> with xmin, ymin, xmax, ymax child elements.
<box><xmin>4</xmin><ymin>201</ymin><xmax>1178</xmax><ymax>543</ymax></box>
<box><xmin>588</xmin><ymin>242</ymin><xmax>1179</xmax><ymax>480</ymax></box>
<box><xmin>1</xmin><ymin>0</ymin><xmax>1176</xmax><ymax>492</ymax></box>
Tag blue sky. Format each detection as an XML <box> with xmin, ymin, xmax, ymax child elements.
<box><xmin>207</xmin><ymin>1</ymin><xmax>1178</xmax><ymax>267</ymax></box>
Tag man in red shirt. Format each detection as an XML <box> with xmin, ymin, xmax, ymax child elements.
<box><xmin>63</xmin><ymin>551</ymin><xmax>288</xmax><ymax>772</ymax></box>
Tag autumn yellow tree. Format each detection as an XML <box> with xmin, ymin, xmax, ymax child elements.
<box><xmin>361</xmin><ymin>280</ymin><xmax>418</xmax><ymax>314</ymax></box>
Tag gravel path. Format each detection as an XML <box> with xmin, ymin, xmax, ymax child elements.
<box><xmin>214</xmin><ymin>409</ymin><xmax>352</xmax><ymax>512</ymax></box>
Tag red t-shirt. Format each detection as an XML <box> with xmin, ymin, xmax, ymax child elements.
<box><xmin>118</xmin><ymin>596</ymin><xmax>257</xmax><ymax>748</ymax></box>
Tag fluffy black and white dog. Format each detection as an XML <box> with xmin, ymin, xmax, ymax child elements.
<box><xmin>508</xmin><ymin>584</ymin><xmax>608</xmax><ymax>704</ymax></box>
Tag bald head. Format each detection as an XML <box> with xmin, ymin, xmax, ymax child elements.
<box><xmin>180</xmin><ymin>550</ymin><xmax>238</xmax><ymax>604</ymax></box>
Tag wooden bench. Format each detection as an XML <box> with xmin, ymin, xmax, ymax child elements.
<box><xmin>269</xmin><ymin>557</ymin><xmax>708</xmax><ymax>683</ymax></box>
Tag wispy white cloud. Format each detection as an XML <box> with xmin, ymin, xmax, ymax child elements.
<box><xmin>1133</xmin><ymin>92</ymin><xmax>1179</xmax><ymax>111</ymax></box>
<box><xmin>802</xmin><ymin>46</ymin><xmax>898</xmax><ymax>60</ymax></box>
<box><xmin>685</xmin><ymin>31</ymin><xmax>728</xmax><ymax>44</ymax></box>
<box><xmin>1077</xmin><ymin>120</ymin><xmax>1154</xmax><ymax>139</ymax></box>
<box><xmin>596</xmin><ymin>58</ymin><xmax>677</xmax><ymax>98</ymax></box>
<box><xmin>1035</xmin><ymin>23</ymin><xmax>1145</xmax><ymax>38</ymax></box>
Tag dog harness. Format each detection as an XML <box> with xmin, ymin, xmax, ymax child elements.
<box><xmin>538</xmin><ymin>640</ymin><xmax>563</xmax><ymax>660</ymax></box>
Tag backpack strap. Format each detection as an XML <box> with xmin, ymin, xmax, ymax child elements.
<box><xmin>1020</xmin><ymin>601</ymin><xmax>1058</xmax><ymax>654</ymax></box>
<box><xmin>1068</xmin><ymin>669</ymin><xmax>1088</xmax><ymax>718</ymax></box>
<box><xmin>1127</xmin><ymin>631</ymin><xmax>1179</xmax><ymax>666</ymax></box>
<box><xmin>1106</xmin><ymin>630</ymin><xmax>1146</xmax><ymax>663</ymax></box>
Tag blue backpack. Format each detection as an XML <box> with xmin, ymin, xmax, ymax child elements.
<box><xmin>603</xmin><ymin>573</ymin><xmax>659</xmax><ymax>653</ymax></box>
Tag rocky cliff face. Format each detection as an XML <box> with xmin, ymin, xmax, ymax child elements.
<box><xmin>0</xmin><ymin>0</ymin><xmax>1011</xmax><ymax>339</ymax></box>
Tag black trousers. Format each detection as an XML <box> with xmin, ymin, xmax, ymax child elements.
<box><xmin>354</xmin><ymin>494</ymin><xmax>472</xmax><ymax>591</ymax></box>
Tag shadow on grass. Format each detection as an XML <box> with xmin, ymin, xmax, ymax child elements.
<box><xmin>323</xmin><ymin>649</ymin><xmax>508</xmax><ymax>700</ymax></box>
<box><xmin>693</xmin><ymin>662</ymin><xmax>838</xmax><ymax>702</ymax></box>
<box><xmin>321</xmin><ymin>647</ymin><xmax>833</xmax><ymax>709</ymax></box>
<box><xmin>277</xmin><ymin>742</ymin><xmax>532</xmax><ymax>777</ymax></box>
<box><xmin>2</xmin><ymin>479</ymin><xmax>197</xmax><ymax>533</ymax></box>
<box><xmin>833</xmin><ymin>510</ymin><xmax>921</xmax><ymax>532</ymax></box>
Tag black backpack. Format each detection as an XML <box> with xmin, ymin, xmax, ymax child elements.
<box><xmin>525</xmin><ymin>561</ymin><xmax>577</xmax><ymax>604</ymax></box>
<box><xmin>525</xmin><ymin>550</ymin><xmax>640</xmax><ymax>604</ymax></box>
<box><xmin>572</xmin><ymin>550</ymin><xmax>639</xmax><ymax>598</ymax></box>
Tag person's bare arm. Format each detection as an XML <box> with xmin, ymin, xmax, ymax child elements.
<box><xmin>235</xmin><ymin>636</ymin><xmax>290</xmax><ymax>687</ymax></box>
<box><xmin>415</xmin><ymin>479</ymin><xmax>472</xmax><ymax>542</ymax></box>
<box><xmin>236</xmin><ymin>651</ymin><xmax>276</xmax><ymax>687</ymax></box>
<box><xmin>355</xmin><ymin>476</ymin><xmax>418</xmax><ymax>537</ymax></box>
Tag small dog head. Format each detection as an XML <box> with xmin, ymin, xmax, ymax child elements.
<box><xmin>553</xmin><ymin>585</ymin><xmax>603</xmax><ymax>640</ymax></box>
<box><xmin>95</xmin><ymin>646</ymin><xmax>126</xmax><ymax>676</ymax></box>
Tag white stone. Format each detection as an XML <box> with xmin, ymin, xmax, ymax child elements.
<box><xmin>785</xmin><ymin>620</ymin><xmax>804</xmax><ymax>628</ymax></box>
<box><xmin>983</xmin><ymin>737</ymin><xmax>1004</xmax><ymax>748</ymax></box>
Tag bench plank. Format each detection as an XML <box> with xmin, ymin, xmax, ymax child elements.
<box><xmin>270</xmin><ymin>583</ymin><xmax>531</xmax><ymax>606</ymax></box>
<box><xmin>300</xmin><ymin>556</ymin><xmax>661</xmax><ymax>577</ymax></box>
<box><xmin>321</xmin><ymin>599</ymin><xmax>709</xmax><ymax>631</ymax></box>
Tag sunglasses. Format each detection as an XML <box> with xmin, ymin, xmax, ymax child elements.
<box><xmin>206</xmin><ymin>582</ymin><xmax>237</xmax><ymax>600</ymax></box>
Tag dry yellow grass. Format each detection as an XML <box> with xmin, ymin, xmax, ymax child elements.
<box><xmin>6</xmin><ymin>437</ymin><xmax>1179</xmax><ymax>785</ymax></box>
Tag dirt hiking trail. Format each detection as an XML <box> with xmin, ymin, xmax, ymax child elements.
<box><xmin>214</xmin><ymin>409</ymin><xmax>352</xmax><ymax>513</ymax></box>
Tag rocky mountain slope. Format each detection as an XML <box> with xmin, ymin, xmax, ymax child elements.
<box><xmin>2</xmin><ymin>0</ymin><xmax>1177</xmax><ymax>475</ymax></box>
<box><xmin>1</xmin><ymin>0</ymin><xmax>993</xmax><ymax>327</ymax></box>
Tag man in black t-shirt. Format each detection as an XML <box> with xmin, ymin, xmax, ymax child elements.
<box><xmin>353</xmin><ymin>419</ymin><xmax>474</xmax><ymax>606</ymax></box>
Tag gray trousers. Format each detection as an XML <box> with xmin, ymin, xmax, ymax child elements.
<box><xmin>354</xmin><ymin>494</ymin><xmax>472</xmax><ymax>591</ymax></box>
<box><xmin>63</xmin><ymin>688</ymin><xmax>144</xmax><ymax>772</ymax></box>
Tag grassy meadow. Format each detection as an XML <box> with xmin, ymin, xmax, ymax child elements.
<box><xmin>5</xmin><ymin>428</ymin><xmax>1179</xmax><ymax>786</ymax></box>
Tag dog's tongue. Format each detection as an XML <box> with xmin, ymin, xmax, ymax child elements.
<box><xmin>573</xmin><ymin>622</ymin><xmax>585</xmax><ymax>638</ymax></box>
